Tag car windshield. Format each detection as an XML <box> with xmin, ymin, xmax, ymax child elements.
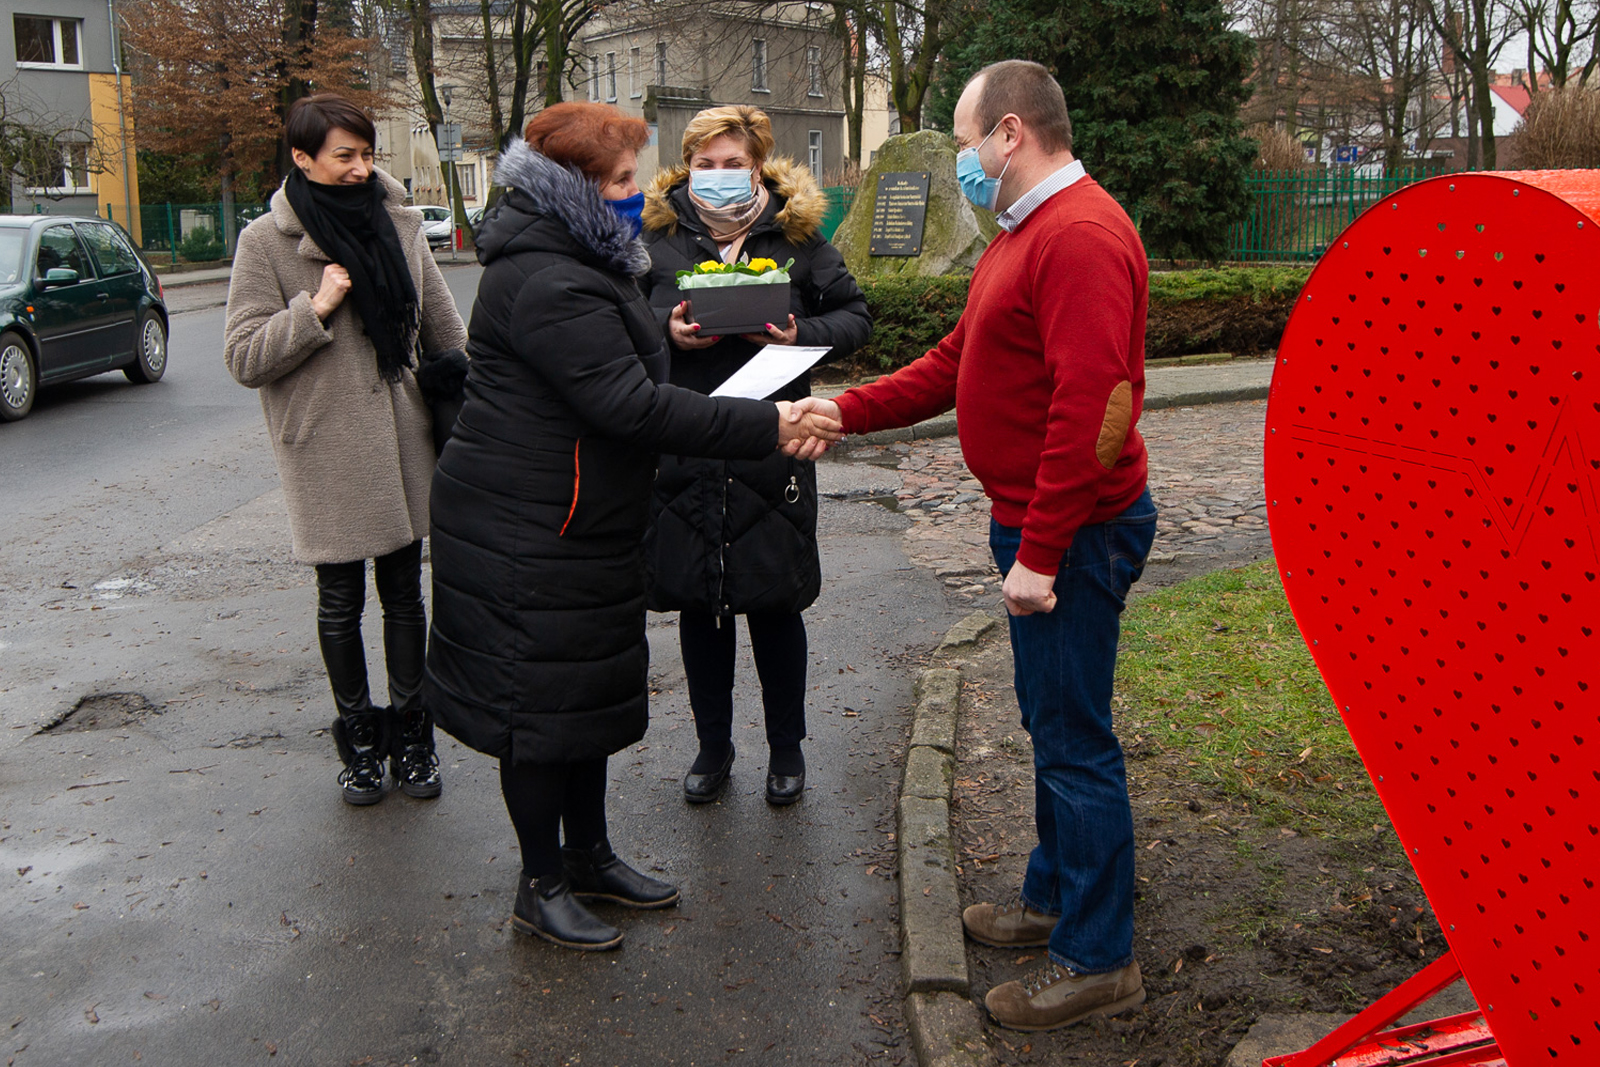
<box><xmin>0</xmin><ymin>228</ymin><xmax>25</xmax><ymax>286</ymax></box>
<box><xmin>421</xmin><ymin>207</ymin><xmax>450</xmax><ymax>221</ymax></box>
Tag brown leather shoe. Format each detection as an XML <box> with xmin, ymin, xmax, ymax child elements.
<box><xmin>961</xmin><ymin>899</ymin><xmax>1056</xmax><ymax>948</ymax></box>
<box><xmin>984</xmin><ymin>960</ymin><xmax>1145</xmax><ymax>1032</ymax></box>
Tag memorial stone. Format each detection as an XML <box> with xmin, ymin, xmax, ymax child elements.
<box><xmin>834</xmin><ymin>131</ymin><xmax>998</xmax><ymax>278</ymax></box>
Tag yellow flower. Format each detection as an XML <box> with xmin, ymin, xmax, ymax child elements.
<box><xmin>695</xmin><ymin>261</ymin><xmax>729</xmax><ymax>273</ymax></box>
<box><xmin>747</xmin><ymin>257</ymin><xmax>778</xmax><ymax>273</ymax></box>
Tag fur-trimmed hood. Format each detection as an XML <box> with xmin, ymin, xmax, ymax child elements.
<box><xmin>642</xmin><ymin>156</ymin><xmax>827</xmax><ymax>245</ymax></box>
<box><xmin>477</xmin><ymin>138</ymin><xmax>651</xmax><ymax>276</ymax></box>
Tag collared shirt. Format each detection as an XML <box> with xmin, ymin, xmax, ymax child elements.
<box><xmin>996</xmin><ymin>159</ymin><xmax>1087</xmax><ymax>233</ymax></box>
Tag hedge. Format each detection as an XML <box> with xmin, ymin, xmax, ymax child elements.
<box><xmin>843</xmin><ymin>266</ymin><xmax>1311</xmax><ymax>375</ymax></box>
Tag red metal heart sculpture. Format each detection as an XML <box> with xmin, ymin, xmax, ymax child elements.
<box><xmin>1265</xmin><ymin>172</ymin><xmax>1600</xmax><ymax>1065</ymax></box>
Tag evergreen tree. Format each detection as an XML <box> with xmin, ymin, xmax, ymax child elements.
<box><xmin>921</xmin><ymin>0</ymin><xmax>1255</xmax><ymax>263</ymax></box>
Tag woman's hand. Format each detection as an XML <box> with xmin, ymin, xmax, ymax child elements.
<box><xmin>668</xmin><ymin>301</ymin><xmax>721</xmax><ymax>350</ymax></box>
<box><xmin>310</xmin><ymin>263</ymin><xmax>352</xmax><ymax>321</ymax></box>
<box><xmin>775</xmin><ymin>399</ymin><xmax>843</xmax><ymax>459</ymax></box>
<box><xmin>741</xmin><ymin>314</ymin><xmax>798</xmax><ymax>346</ymax></box>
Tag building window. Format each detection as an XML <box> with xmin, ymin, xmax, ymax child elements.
<box><xmin>808</xmin><ymin>130</ymin><xmax>822</xmax><ymax>181</ymax></box>
<box><xmin>752</xmin><ymin>38</ymin><xmax>769</xmax><ymax>92</ymax></box>
<box><xmin>456</xmin><ymin>164</ymin><xmax>477</xmax><ymax>200</ymax></box>
<box><xmin>589</xmin><ymin>56</ymin><xmax>600</xmax><ymax>101</ymax></box>
<box><xmin>536</xmin><ymin>58</ymin><xmax>548</xmax><ymax>96</ymax></box>
<box><xmin>26</xmin><ymin>142</ymin><xmax>92</xmax><ymax>194</ymax></box>
<box><xmin>14</xmin><ymin>15</ymin><xmax>82</xmax><ymax>68</ymax></box>
<box><xmin>655</xmin><ymin>41</ymin><xmax>667</xmax><ymax>87</ymax></box>
<box><xmin>606</xmin><ymin>51</ymin><xmax>618</xmax><ymax>102</ymax></box>
<box><xmin>807</xmin><ymin>46</ymin><xmax>823</xmax><ymax>97</ymax></box>
<box><xmin>629</xmin><ymin>46</ymin><xmax>642</xmax><ymax>98</ymax></box>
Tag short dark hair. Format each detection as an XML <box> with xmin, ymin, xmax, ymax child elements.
<box><xmin>285</xmin><ymin>93</ymin><xmax>377</xmax><ymax>158</ymax></box>
<box><xmin>971</xmin><ymin>60</ymin><xmax>1073</xmax><ymax>155</ymax></box>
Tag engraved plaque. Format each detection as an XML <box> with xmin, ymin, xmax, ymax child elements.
<box><xmin>869</xmin><ymin>171</ymin><xmax>931</xmax><ymax>256</ymax></box>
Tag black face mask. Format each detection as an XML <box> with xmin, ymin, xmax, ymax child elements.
<box><xmin>285</xmin><ymin>168</ymin><xmax>420</xmax><ymax>382</ymax></box>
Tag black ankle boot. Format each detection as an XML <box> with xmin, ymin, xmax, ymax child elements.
<box><xmin>331</xmin><ymin>709</ymin><xmax>388</xmax><ymax>806</ymax></box>
<box><xmin>562</xmin><ymin>839</ymin><xmax>681</xmax><ymax>909</ymax></box>
<box><xmin>388</xmin><ymin>706</ymin><xmax>442</xmax><ymax>799</ymax></box>
<box><xmin>511</xmin><ymin>874</ymin><xmax>623</xmax><ymax>951</ymax></box>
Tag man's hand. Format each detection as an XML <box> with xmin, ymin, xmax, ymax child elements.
<box><xmin>1002</xmin><ymin>560</ymin><xmax>1058</xmax><ymax>616</ymax></box>
<box><xmin>741</xmin><ymin>314</ymin><xmax>799</xmax><ymax>345</ymax></box>
<box><xmin>776</xmin><ymin>399</ymin><xmax>843</xmax><ymax>459</ymax></box>
<box><xmin>668</xmin><ymin>300</ymin><xmax>720</xmax><ymax>350</ymax></box>
<box><xmin>310</xmin><ymin>263</ymin><xmax>352</xmax><ymax>320</ymax></box>
<box><xmin>783</xmin><ymin>396</ymin><xmax>845</xmax><ymax>459</ymax></box>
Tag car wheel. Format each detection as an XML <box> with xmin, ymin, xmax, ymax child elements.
<box><xmin>125</xmin><ymin>310</ymin><xmax>168</xmax><ymax>383</ymax></box>
<box><xmin>0</xmin><ymin>330</ymin><xmax>36</xmax><ymax>422</ymax></box>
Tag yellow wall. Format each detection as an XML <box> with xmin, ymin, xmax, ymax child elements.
<box><xmin>88</xmin><ymin>74</ymin><xmax>141</xmax><ymax>243</ymax></box>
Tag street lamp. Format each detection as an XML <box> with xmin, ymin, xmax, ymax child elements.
<box><xmin>439</xmin><ymin>83</ymin><xmax>458</xmax><ymax>261</ymax></box>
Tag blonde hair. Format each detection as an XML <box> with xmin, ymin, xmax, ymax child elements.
<box><xmin>681</xmin><ymin>105</ymin><xmax>775</xmax><ymax>167</ymax></box>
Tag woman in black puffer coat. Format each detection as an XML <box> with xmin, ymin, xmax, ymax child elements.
<box><xmin>424</xmin><ymin>103</ymin><xmax>837</xmax><ymax>953</ymax></box>
<box><xmin>639</xmin><ymin>105</ymin><xmax>871</xmax><ymax>808</ymax></box>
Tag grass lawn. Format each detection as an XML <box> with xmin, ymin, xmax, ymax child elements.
<box><xmin>1116</xmin><ymin>560</ymin><xmax>1388</xmax><ymax>835</ymax></box>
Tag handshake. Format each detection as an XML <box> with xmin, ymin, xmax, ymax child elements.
<box><xmin>774</xmin><ymin>397</ymin><xmax>845</xmax><ymax>460</ymax></box>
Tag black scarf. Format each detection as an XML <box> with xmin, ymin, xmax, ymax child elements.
<box><xmin>285</xmin><ymin>169</ymin><xmax>420</xmax><ymax>383</ymax></box>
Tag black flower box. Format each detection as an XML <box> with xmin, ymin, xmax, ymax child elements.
<box><xmin>677</xmin><ymin>280</ymin><xmax>792</xmax><ymax>337</ymax></box>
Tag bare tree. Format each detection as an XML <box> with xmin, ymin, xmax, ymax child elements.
<box><xmin>1320</xmin><ymin>0</ymin><xmax>1447</xmax><ymax>167</ymax></box>
<box><xmin>874</xmin><ymin>0</ymin><xmax>973</xmax><ymax>132</ymax></box>
<box><xmin>1426</xmin><ymin>0</ymin><xmax>1516</xmax><ymax>166</ymax></box>
<box><xmin>1510</xmin><ymin>0</ymin><xmax>1600</xmax><ymax>87</ymax></box>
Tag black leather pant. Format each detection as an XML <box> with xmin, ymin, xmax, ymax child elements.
<box><xmin>314</xmin><ymin>541</ymin><xmax>425</xmax><ymax>719</ymax></box>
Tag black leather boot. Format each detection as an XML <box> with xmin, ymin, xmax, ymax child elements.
<box><xmin>388</xmin><ymin>706</ymin><xmax>442</xmax><ymax>799</ymax></box>
<box><xmin>511</xmin><ymin>874</ymin><xmax>623</xmax><ymax>951</ymax></box>
<box><xmin>331</xmin><ymin>709</ymin><xmax>388</xmax><ymax>806</ymax></box>
<box><xmin>562</xmin><ymin>839</ymin><xmax>680</xmax><ymax>909</ymax></box>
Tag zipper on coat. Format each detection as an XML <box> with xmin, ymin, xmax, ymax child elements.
<box><xmin>716</xmin><ymin>463</ymin><xmax>730</xmax><ymax>625</ymax></box>
<box><xmin>559</xmin><ymin>439</ymin><xmax>581</xmax><ymax>536</ymax></box>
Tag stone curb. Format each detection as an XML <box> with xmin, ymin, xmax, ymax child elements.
<box><xmin>906</xmin><ymin>992</ymin><xmax>993</xmax><ymax>1067</ymax></box>
<box><xmin>897</xmin><ymin>610</ymin><xmax>1002</xmax><ymax>1067</ymax></box>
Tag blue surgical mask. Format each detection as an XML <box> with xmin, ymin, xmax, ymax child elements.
<box><xmin>956</xmin><ymin>124</ymin><xmax>1011</xmax><ymax>212</ymax></box>
<box><xmin>690</xmin><ymin>167</ymin><xmax>757</xmax><ymax>208</ymax></box>
<box><xmin>607</xmin><ymin>190</ymin><xmax>645</xmax><ymax>238</ymax></box>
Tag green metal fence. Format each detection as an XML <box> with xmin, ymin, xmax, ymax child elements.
<box><xmin>820</xmin><ymin>185</ymin><xmax>855</xmax><ymax>241</ymax></box>
<box><xmin>27</xmin><ymin>200</ymin><xmax>269</xmax><ymax>268</ymax></box>
<box><xmin>1230</xmin><ymin>168</ymin><xmax>1456</xmax><ymax>263</ymax></box>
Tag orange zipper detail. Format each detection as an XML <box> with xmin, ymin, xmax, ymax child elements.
<box><xmin>559</xmin><ymin>439</ymin><xmax>581</xmax><ymax>536</ymax></box>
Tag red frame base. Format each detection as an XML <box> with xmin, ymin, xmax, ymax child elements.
<box><xmin>1262</xmin><ymin>952</ymin><xmax>1502</xmax><ymax>1067</ymax></box>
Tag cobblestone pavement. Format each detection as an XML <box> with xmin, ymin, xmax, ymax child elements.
<box><xmin>835</xmin><ymin>398</ymin><xmax>1273</xmax><ymax>596</ymax></box>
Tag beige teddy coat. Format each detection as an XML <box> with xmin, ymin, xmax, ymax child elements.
<box><xmin>223</xmin><ymin>169</ymin><xmax>468</xmax><ymax>565</ymax></box>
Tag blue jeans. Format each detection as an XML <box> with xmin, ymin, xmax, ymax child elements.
<box><xmin>989</xmin><ymin>490</ymin><xmax>1156</xmax><ymax>974</ymax></box>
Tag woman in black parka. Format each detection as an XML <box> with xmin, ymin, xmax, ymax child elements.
<box><xmin>640</xmin><ymin>106</ymin><xmax>871</xmax><ymax>807</ymax></box>
<box><xmin>424</xmin><ymin>103</ymin><xmax>838</xmax><ymax>952</ymax></box>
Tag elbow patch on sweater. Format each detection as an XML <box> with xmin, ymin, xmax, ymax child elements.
<box><xmin>1095</xmin><ymin>380</ymin><xmax>1133</xmax><ymax>469</ymax></box>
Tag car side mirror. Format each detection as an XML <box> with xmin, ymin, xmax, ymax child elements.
<box><xmin>40</xmin><ymin>267</ymin><xmax>79</xmax><ymax>287</ymax></box>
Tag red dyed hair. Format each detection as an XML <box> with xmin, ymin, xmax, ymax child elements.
<box><xmin>523</xmin><ymin>103</ymin><xmax>650</xmax><ymax>182</ymax></box>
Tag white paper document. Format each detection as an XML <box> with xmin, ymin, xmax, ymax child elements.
<box><xmin>709</xmin><ymin>345</ymin><xmax>833</xmax><ymax>400</ymax></box>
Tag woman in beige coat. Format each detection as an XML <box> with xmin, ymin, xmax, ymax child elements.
<box><xmin>224</xmin><ymin>93</ymin><xmax>468</xmax><ymax>805</ymax></box>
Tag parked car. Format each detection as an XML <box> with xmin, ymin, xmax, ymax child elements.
<box><xmin>0</xmin><ymin>215</ymin><xmax>169</xmax><ymax>422</ymax></box>
<box><xmin>419</xmin><ymin>205</ymin><xmax>454</xmax><ymax>250</ymax></box>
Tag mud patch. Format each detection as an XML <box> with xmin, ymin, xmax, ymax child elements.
<box><xmin>40</xmin><ymin>692</ymin><xmax>162</xmax><ymax>734</ymax></box>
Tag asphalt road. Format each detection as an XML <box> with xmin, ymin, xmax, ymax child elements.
<box><xmin>0</xmin><ymin>266</ymin><xmax>958</xmax><ymax>1064</ymax></box>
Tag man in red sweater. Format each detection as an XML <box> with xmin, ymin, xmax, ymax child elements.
<box><xmin>795</xmin><ymin>60</ymin><xmax>1156</xmax><ymax>1030</ymax></box>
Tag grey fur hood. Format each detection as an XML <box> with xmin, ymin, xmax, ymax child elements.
<box><xmin>476</xmin><ymin>138</ymin><xmax>650</xmax><ymax>277</ymax></box>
